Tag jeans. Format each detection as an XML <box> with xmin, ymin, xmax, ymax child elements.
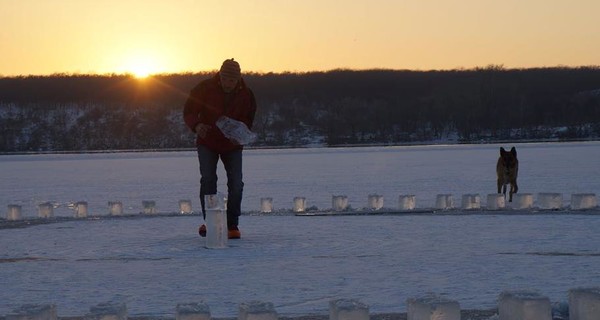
<box><xmin>197</xmin><ymin>145</ymin><xmax>244</xmax><ymax>227</ymax></box>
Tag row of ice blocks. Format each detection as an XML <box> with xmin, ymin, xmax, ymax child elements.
<box><xmin>257</xmin><ymin>195</ymin><xmax>411</xmax><ymax>213</ymax></box>
<box><xmin>4</xmin><ymin>200</ymin><xmax>196</xmax><ymax>221</ymax></box>
<box><xmin>5</xmin><ymin>288</ymin><xmax>600</xmax><ymax>320</ymax></box>
<box><xmin>453</xmin><ymin>193</ymin><xmax>598</xmax><ymax>210</ymax></box>
<box><xmin>261</xmin><ymin>193</ymin><xmax>598</xmax><ymax>213</ymax></box>
<box><xmin>5</xmin><ymin>192</ymin><xmax>598</xmax><ymax>220</ymax></box>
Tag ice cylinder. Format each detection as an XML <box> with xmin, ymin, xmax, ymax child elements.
<box><xmin>435</xmin><ymin>194</ymin><xmax>453</xmax><ymax>210</ymax></box>
<box><xmin>179</xmin><ymin>200</ymin><xmax>193</xmax><ymax>214</ymax></box>
<box><xmin>538</xmin><ymin>193</ymin><xmax>563</xmax><ymax>210</ymax></box>
<box><xmin>512</xmin><ymin>193</ymin><xmax>533</xmax><ymax>209</ymax></box>
<box><xmin>38</xmin><ymin>202</ymin><xmax>53</xmax><ymax>218</ymax></box>
<box><xmin>293</xmin><ymin>197</ymin><xmax>306</xmax><ymax>213</ymax></box>
<box><xmin>461</xmin><ymin>194</ymin><xmax>481</xmax><ymax>210</ymax></box>
<box><xmin>6</xmin><ymin>205</ymin><xmax>22</xmax><ymax>221</ymax></box>
<box><xmin>570</xmin><ymin>193</ymin><xmax>597</xmax><ymax>210</ymax></box>
<box><xmin>367</xmin><ymin>194</ymin><xmax>384</xmax><ymax>210</ymax></box>
<box><xmin>74</xmin><ymin>201</ymin><xmax>88</xmax><ymax>218</ymax></box>
<box><xmin>205</xmin><ymin>194</ymin><xmax>228</xmax><ymax>249</ymax></box>
<box><xmin>398</xmin><ymin>195</ymin><xmax>416</xmax><ymax>210</ymax></box>
<box><xmin>487</xmin><ymin>194</ymin><xmax>506</xmax><ymax>210</ymax></box>
<box><xmin>332</xmin><ymin>195</ymin><xmax>348</xmax><ymax>211</ymax></box>
<box><xmin>260</xmin><ymin>197</ymin><xmax>273</xmax><ymax>213</ymax></box>
<box><xmin>142</xmin><ymin>200</ymin><xmax>157</xmax><ymax>214</ymax></box>
<box><xmin>109</xmin><ymin>201</ymin><xmax>123</xmax><ymax>215</ymax></box>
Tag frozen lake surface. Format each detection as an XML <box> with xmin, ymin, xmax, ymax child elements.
<box><xmin>1</xmin><ymin>142</ymin><xmax>600</xmax><ymax>317</ymax></box>
<box><xmin>1</xmin><ymin>141</ymin><xmax>600</xmax><ymax>215</ymax></box>
<box><xmin>1</xmin><ymin>214</ymin><xmax>599</xmax><ymax>317</ymax></box>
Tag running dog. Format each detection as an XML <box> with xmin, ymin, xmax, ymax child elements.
<box><xmin>496</xmin><ymin>147</ymin><xmax>519</xmax><ymax>202</ymax></box>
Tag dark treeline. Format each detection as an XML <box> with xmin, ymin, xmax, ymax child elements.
<box><xmin>1</xmin><ymin>66</ymin><xmax>600</xmax><ymax>152</ymax></box>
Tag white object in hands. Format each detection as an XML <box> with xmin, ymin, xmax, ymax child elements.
<box><xmin>216</xmin><ymin>116</ymin><xmax>257</xmax><ymax>145</ymax></box>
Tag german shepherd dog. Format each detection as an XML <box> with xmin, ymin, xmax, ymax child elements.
<box><xmin>497</xmin><ymin>147</ymin><xmax>519</xmax><ymax>202</ymax></box>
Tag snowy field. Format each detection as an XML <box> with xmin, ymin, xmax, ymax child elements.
<box><xmin>1</xmin><ymin>142</ymin><xmax>600</xmax><ymax>317</ymax></box>
<box><xmin>1</xmin><ymin>141</ymin><xmax>600</xmax><ymax>215</ymax></box>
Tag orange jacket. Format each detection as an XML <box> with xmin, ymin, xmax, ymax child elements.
<box><xmin>183</xmin><ymin>73</ymin><xmax>257</xmax><ymax>153</ymax></box>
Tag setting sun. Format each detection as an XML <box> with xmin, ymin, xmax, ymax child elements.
<box><xmin>128</xmin><ymin>57</ymin><xmax>156</xmax><ymax>78</ymax></box>
<box><xmin>131</xmin><ymin>65</ymin><xmax>152</xmax><ymax>78</ymax></box>
<box><xmin>118</xmin><ymin>52</ymin><xmax>166</xmax><ymax>78</ymax></box>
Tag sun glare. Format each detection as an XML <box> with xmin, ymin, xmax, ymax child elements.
<box><xmin>130</xmin><ymin>60</ymin><xmax>153</xmax><ymax>78</ymax></box>
<box><xmin>120</xmin><ymin>54</ymin><xmax>162</xmax><ymax>79</ymax></box>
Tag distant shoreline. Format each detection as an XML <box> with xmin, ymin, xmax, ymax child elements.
<box><xmin>1</xmin><ymin>137</ymin><xmax>598</xmax><ymax>156</ymax></box>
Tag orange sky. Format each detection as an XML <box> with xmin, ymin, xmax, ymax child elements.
<box><xmin>1</xmin><ymin>0</ymin><xmax>600</xmax><ymax>77</ymax></box>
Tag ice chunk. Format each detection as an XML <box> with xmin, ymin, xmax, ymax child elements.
<box><xmin>570</xmin><ymin>193</ymin><xmax>597</xmax><ymax>210</ymax></box>
<box><xmin>142</xmin><ymin>200</ymin><xmax>157</xmax><ymax>214</ymax></box>
<box><xmin>329</xmin><ymin>299</ymin><xmax>369</xmax><ymax>320</ymax></box>
<box><xmin>176</xmin><ymin>302</ymin><xmax>211</xmax><ymax>320</ymax></box>
<box><xmin>367</xmin><ymin>194</ymin><xmax>384</xmax><ymax>210</ymax></box>
<box><xmin>569</xmin><ymin>287</ymin><xmax>600</xmax><ymax>320</ymax></box>
<box><xmin>399</xmin><ymin>195</ymin><xmax>416</xmax><ymax>210</ymax></box>
<box><xmin>205</xmin><ymin>207</ymin><xmax>228</xmax><ymax>249</ymax></box>
<box><xmin>179</xmin><ymin>199</ymin><xmax>193</xmax><ymax>214</ymax></box>
<box><xmin>293</xmin><ymin>197</ymin><xmax>306</xmax><ymax>213</ymax></box>
<box><xmin>205</xmin><ymin>193</ymin><xmax>226</xmax><ymax>210</ymax></box>
<box><xmin>108</xmin><ymin>201</ymin><xmax>123</xmax><ymax>215</ymax></box>
<box><xmin>216</xmin><ymin>116</ymin><xmax>257</xmax><ymax>145</ymax></box>
<box><xmin>537</xmin><ymin>193</ymin><xmax>563</xmax><ymax>210</ymax></box>
<box><xmin>487</xmin><ymin>194</ymin><xmax>506</xmax><ymax>210</ymax></box>
<box><xmin>332</xmin><ymin>195</ymin><xmax>348</xmax><ymax>211</ymax></box>
<box><xmin>435</xmin><ymin>194</ymin><xmax>454</xmax><ymax>210</ymax></box>
<box><xmin>6</xmin><ymin>204</ymin><xmax>22</xmax><ymax>221</ymax></box>
<box><xmin>498</xmin><ymin>290</ymin><xmax>551</xmax><ymax>320</ymax></box>
<box><xmin>38</xmin><ymin>202</ymin><xmax>53</xmax><ymax>218</ymax></box>
<box><xmin>238</xmin><ymin>301</ymin><xmax>277</xmax><ymax>320</ymax></box>
<box><xmin>512</xmin><ymin>193</ymin><xmax>533</xmax><ymax>209</ymax></box>
<box><xmin>407</xmin><ymin>294</ymin><xmax>460</xmax><ymax>320</ymax></box>
<box><xmin>205</xmin><ymin>194</ymin><xmax>228</xmax><ymax>249</ymax></box>
<box><xmin>74</xmin><ymin>201</ymin><xmax>88</xmax><ymax>218</ymax></box>
<box><xmin>260</xmin><ymin>197</ymin><xmax>273</xmax><ymax>213</ymax></box>
<box><xmin>461</xmin><ymin>194</ymin><xmax>480</xmax><ymax>210</ymax></box>
<box><xmin>6</xmin><ymin>304</ymin><xmax>57</xmax><ymax>320</ymax></box>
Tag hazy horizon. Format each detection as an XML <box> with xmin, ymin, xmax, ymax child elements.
<box><xmin>2</xmin><ymin>0</ymin><xmax>599</xmax><ymax>77</ymax></box>
<box><xmin>3</xmin><ymin>64</ymin><xmax>600</xmax><ymax>79</ymax></box>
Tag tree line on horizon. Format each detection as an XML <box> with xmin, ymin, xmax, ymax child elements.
<box><xmin>1</xmin><ymin>66</ymin><xmax>600</xmax><ymax>152</ymax></box>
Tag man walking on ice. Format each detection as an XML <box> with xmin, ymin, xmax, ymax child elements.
<box><xmin>183</xmin><ymin>58</ymin><xmax>257</xmax><ymax>239</ymax></box>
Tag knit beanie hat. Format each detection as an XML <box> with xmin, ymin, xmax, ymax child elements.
<box><xmin>220</xmin><ymin>58</ymin><xmax>241</xmax><ymax>79</ymax></box>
